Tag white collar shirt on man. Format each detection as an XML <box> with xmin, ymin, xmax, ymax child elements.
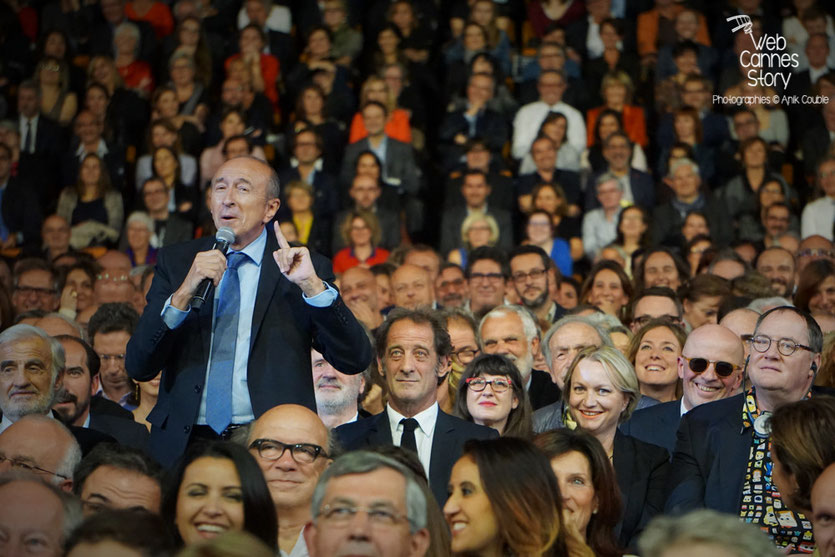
<box><xmin>386</xmin><ymin>401</ymin><xmax>438</xmax><ymax>478</ymax></box>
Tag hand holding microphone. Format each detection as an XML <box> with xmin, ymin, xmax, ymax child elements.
<box><xmin>171</xmin><ymin>227</ymin><xmax>236</xmax><ymax>311</ymax></box>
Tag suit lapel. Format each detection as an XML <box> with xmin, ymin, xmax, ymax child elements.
<box><xmin>429</xmin><ymin>411</ymin><xmax>455</xmax><ymax>492</ymax></box>
<box><xmin>250</xmin><ymin>232</ymin><xmax>282</xmax><ymax>351</ymax></box>
<box><xmin>717</xmin><ymin>400</ymin><xmax>750</xmax><ymax>511</ymax></box>
<box><xmin>368</xmin><ymin>410</ymin><xmax>393</xmax><ymax>445</ymax></box>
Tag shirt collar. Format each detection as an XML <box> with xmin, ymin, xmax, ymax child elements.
<box><xmin>235</xmin><ymin>226</ymin><xmax>267</xmax><ymax>266</ymax></box>
<box><xmin>386</xmin><ymin>401</ymin><xmax>439</xmax><ymax>436</ymax></box>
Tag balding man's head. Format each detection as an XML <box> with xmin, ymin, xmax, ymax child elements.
<box><xmin>97</xmin><ymin>251</ymin><xmax>132</xmax><ymax>274</ymax></box>
<box><xmin>720</xmin><ymin>308</ymin><xmax>760</xmax><ymax>357</ymax></box>
<box><xmin>0</xmin><ymin>415</ymin><xmax>81</xmax><ymax>492</ymax></box>
<box><xmin>0</xmin><ymin>478</ymin><xmax>80</xmax><ymax>557</ymax></box>
<box><xmin>678</xmin><ymin>324</ymin><xmax>744</xmax><ymax>412</ymax></box>
<box><xmin>247</xmin><ymin>405</ymin><xmax>331</xmax><ymax>515</ymax></box>
<box><xmin>340</xmin><ymin>266</ymin><xmax>379</xmax><ymax>312</ymax></box>
<box><xmin>391</xmin><ymin>264</ymin><xmax>434</xmax><ymax>310</ymax></box>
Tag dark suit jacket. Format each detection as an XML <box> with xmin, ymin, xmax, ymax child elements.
<box><xmin>1</xmin><ymin>177</ymin><xmax>43</xmax><ymax>252</ymax></box>
<box><xmin>340</xmin><ymin>138</ymin><xmax>420</xmax><ymax>195</ymax></box>
<box><xmin>585</xmin><ymin>169</ymin><xmax>656</xmax><ymax>211</ymax></box>
<box><xmin>160</xmin><ymin>215</ymin><xmax>194</xmax><ymax>247</ymax></box>
<box><xmin>528</xmin><ymin>369</ymin><xmax>561</xmax><ymax>411</ymax></box>
<box><xmin>613</xmin><ymin>431</ymin><xmax>670</xmax><ymax>550</ymax></box>
<box><xmin>515</xmin><ymin>169</ymin><xmax>583</xmax><ymax>207</ymax></box>
<box><xmin>334</xmin><ymin>408</ymin><xmax>499</xmax><ymax>505</ymax></box>
<box><xmin>438</xmin><ymin>108</ymin><xmax>509</xmax><ymax>169</ymax></box>
<box><xmin>439</xmin><ymin>205</ymin><xmax>513</xmax><ymax>257</ymax></box>
<box><xmin>87</xmin><ymin>397</ymin><xmax>149</xmax><ymax>451</ymax></box>
<box><xmin>619</xmin><ymin>399</ymin><xmax>681</xmax><ymax>455</ymax></box>
<box><xmin>665</xmin><ymin>393</ymin><xmax>752</xmax><ymax>514</ymax></box>
<box><xmin>277</xmin><ymin>167</ymin><xmax>340</xmax><ymax>221</ymax></box>
<box><xmin>651</xmin><ymin>194</ymin><xmax>733</xmax><ymax>249</ymax></box>
<box><xmin>801</xmin><ymin>125</ymin><xmax>832</xmax><ymax>178</ymax></box>
<box><xmin>125</xmin><ymin>232</ymin><xmax>372</xmax><ymax>466</ymax></box>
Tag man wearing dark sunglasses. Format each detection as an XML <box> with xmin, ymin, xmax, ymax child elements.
<box><xmin>621</xmin><ymin>324</ymin><xmax>743</xmax><ymax>454</ymax></box>
<box><xmin>667</xmin><ymin>307</ymin><xmax>826</xmax><ymax>553</ymax></box>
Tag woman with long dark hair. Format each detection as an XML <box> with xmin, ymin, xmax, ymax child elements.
<box><xmin>162</xmin><ymin>441</ymin><xmax>277</xmax><ymax>550</ymax></box>
<box><xmin>444</xmin><ymin>437</ymin><xmax>593</xmax><ymax>556</ymax></box>
<box><xmin>535</xmin><ymin>428</ymin><xmax>623</xmax><ymax>557</ymax></box>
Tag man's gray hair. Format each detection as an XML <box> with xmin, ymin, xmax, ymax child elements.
<box><xmin>479</xmin><ymin>304</ymin><xmax>539</xmax><ymax>345</ymax></box>
<box><xmin>596</xmin><ymin>172</ymin><xmax>622</xmax><ymax>192</ymax></box>
<box><xmin>310</xmin><ymin>451</ymin><xmax>427</xmax><ymax>533</ymax></box>
<box><xmin>668</xmin><ymin>157</ymin><xmax>700</xmax><ymax>178</ymax></box>
<box><xmin>541</xmin><ymin>315</ymin><xmax>613</xmax><ymax>363</ymax></box>
<box><xmin>0</xmin><ymin>324</ymin><xmax>65</xmax><ymax>385</ymax></box>
<box><xmin>0</xmin><ymin>474</ymin><xmax>83</xmax><ymax>542</ymax></box>
<box><xmin>113</xmin><ymin>22</ymin><xmax>141</xmax><ymax>56</ymax></box>
<box><xmin>638</xmin><ymin>510</ymin><xmax>782</xmax><ymax>557</ymax></box>
<box><xmin>747</xmin><ymin>297</ymin><xmax>793</xmax><ymax>314</ymax></box>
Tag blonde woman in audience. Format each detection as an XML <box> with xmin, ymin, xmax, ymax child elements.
<box><xmin>448</xmin><ymin>213</ymin><xmax>499</xmax><ymax>267</ymax></box>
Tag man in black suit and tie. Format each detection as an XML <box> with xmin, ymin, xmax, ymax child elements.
<box><xmin>439</xmin><ymin>169</ymin><xmax>513</xmax><ymax>257</ymax></box>
<box><xmin>52</xmin><ymin>335</ymin><xmax>148</xmax><ymax>451</ymax></box>
<box><xmin>332</xmin><ymin>174</ymin><xmax>401</xmax><ymax>251</ymax></box>
<box><xmin>666</xmin><ymin>307</ymin><xmax>824</xmax><ymax>551</ymax></box>
<box><xmin>585</xmin><ymin>132</ymin><xmax>654</xmax><ymax>211</ymax></box>
<box><xmin>125</xmin><ymin>156</ymin><xmax>372</xmax><ymax>467</ymax></box>
<box><xmin>0</xmin><ymin>143</ymin><xmax>42</xmax><ymax>254</ymax></box>
<box><xmin>334</xmin><ymin>308</ymin><xmax>498</xmax><ymax>504</ymax></box>
<box><xmin>621</xmin><ymin>324</ymin><xmax>744</xmax><ymax>454</ymax></box>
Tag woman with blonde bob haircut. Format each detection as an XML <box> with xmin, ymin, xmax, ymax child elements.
<box><xmin>448</xmin><ymin>212</ymin><xmax>499</xmax><ymax>266</ymax></box>
<box><xmin>561</xmin><ymin>345</ymin><xmax>669</xmax><ymax>550</ymax></box>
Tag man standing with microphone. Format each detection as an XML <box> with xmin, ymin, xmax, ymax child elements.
<box><xmin>126</xmin><ymin>156</ymin><xmax>372</xmax><ymax>466</ymax></box>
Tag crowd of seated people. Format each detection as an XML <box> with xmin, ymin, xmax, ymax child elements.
<box><xmin>4</xmin><ymin>0</ymin><xmax>835</xmax><ymax>555</ymax></box>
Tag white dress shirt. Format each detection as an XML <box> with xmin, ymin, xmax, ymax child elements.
<box><xmin>801</xmin><ymin>196</ymin><xmax>835</xmax><ymax>241</ymax></box>
<box><xmin>512</xmin><ymin>100</ymin><xmax>586</xmax><ymax>160</ymax></box>
<box><xmin>386</xmin><ymin>402</ymin><xmax>439</xmax><ymax>478</ymax></box>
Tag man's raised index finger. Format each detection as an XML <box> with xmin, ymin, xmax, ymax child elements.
<box><xmin>273</xmin><ymin>221</ymin><xmax>291</xmax><ymax>249</ymax></box>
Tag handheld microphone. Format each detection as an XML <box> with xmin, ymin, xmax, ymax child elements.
<box><xmin>191</xmin><ymin>227</ymin><xmax>236</xmax><ymax>310</ymax></box>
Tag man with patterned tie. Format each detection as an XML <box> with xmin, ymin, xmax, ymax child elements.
<box><xmin>334</xmin><ymin>308</ymin><xmax>496</xmax><ymax>505</ymax></box>
<box><xmin>126</xmin><ymin>156</ymin><xmax>372</xmax><ymax>467</ymax></box>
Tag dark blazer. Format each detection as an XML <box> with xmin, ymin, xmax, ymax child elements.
<box><xmin>584</xmin><ymin>169</ymin><xmax>656</xmax><ymax>211</ymax></box>
<box><xmin>334</xmin><ymin>408</ymin><xmax>499</xmax><ymax>505</ymax></box>
<box><xmin>88</xmin><ymin>397</ymin><xmax>149</xmax><ymax>451</ymax></box>
<box><xmin>528</xmin><ymin>369</ymin><xmax>561</xmax><ymax>411</ymax></box>
<box><xmin>277</xmin><ymin>167</ymin><xmax>340</xmax><ymax>221</ymax></box>
<box><xmin>438</xmin><ymin>108</ymin><xmax>509</xmax><ymax>169</ymax></box>
<box><xmin>22</xmin><ymin>115</ymin><xmax>65</xmax><ymax>157</ymax></box>
<box><xmin>613</xmin><ymin>431</ymin><xmax>670</xmax><ymax>550</ymax></box>
<box><xmin>125</xmin><ymin>232</ymin><xmax>372</xmax><ymax>467</ymax></box>
<box><xmin>439</xmin><ymin>205</ymin><xmax>513</xmax><ymax>257</ymax></box>
<box><xmin>160</xmin><ymin>215</ymin><xmax>194</xmax><ymax>247</ymax></box>
<box><xmin>651</xmin><ymin>194</ymin><xmax>733</xmax><ymax>249</ymax></box>
<box><xmin>665</xmin><ymin>393</ymin><xmax>752</xmax><ymax>514</ymax></box>
<box><xmin>620</xmin><ymin>400</ymin><xmax>681</xmax><ymax>455</ymax></box>
<box><xmin>1</xmin><ymin>177</ymin><xmax>43</xmax><ymax>252</ymax></box>
<box><xmin>801</xmin><ymin>125</ymin><xmax>832</xmax><ymax>178</ymax></box>
<box><xmin>340</xmin><ymin>138</ymin><xmax>421</xmax><ymax>195</ymax></box>
<box><xmin>515</xmin><ymin>169</ymin><xmax>583</xmax><ymax>207</ymax></box>
<box><xmin>445</xmin><ymin>168</ymin><xmax>515</xmax><ymax>210</ymax></box>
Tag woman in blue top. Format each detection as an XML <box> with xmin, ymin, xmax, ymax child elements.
<box><xmin>524</xmin><ymin>208</ymin><xmax>573</xmax><ymax>277</ymax></box>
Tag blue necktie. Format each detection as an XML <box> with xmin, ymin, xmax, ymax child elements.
<box><xmin>206</xmin><ymin>252</ymin><xmax>247</xmax><ymax>434</ymax></box>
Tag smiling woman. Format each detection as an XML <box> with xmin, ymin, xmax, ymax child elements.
<box><xmin>162</xmin><ymin>441</ymin><xmax>277</xmax><ymax>550</ymax></box>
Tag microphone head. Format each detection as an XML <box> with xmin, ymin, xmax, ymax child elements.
<box><xmin>215</xmin><ymin>227</ymin><xmax>236</xmax><ymax>247</ymax></box>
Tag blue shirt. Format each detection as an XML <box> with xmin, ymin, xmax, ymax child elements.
<box><xmin>161</xmin><ymin>227</ymin><xmax>337</xmax><ymax>424</ymax></box>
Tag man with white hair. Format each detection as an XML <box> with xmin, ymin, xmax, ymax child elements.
<box><xmin>0</xmin><ymin>323</ymin><xmax>65</xmax><ymax>433</ymax></box>
<box><xmin>311</xmin><ymin>347</ymin><xmax>368</xmax><ymax>429</ymax></box>
<box><xmin>479</xmin><ymin>305</ymin><xmax>560</xmax><ymax>410</ymax></box>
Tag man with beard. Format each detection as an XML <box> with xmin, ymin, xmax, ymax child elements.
<box><xmin>311</xmin><ymin>347</ymin><xmax>368</xmax><ymax>429</ymax></box>
<box><xmin>756</xmin><ymin>246</ymin><xmax>797</xmax><ymax>298</ymax></box>
<box><xmin>479</xmin><ymin>305</ymin><xmax>561</xmax><ymax>410</ymax></box>
<box><xmin>52</xmin><ymin>335</ymin><xmax>148</xmax><ymax>450</ymax></box>
<box><xmin>0</xmin><ymin>324</ymin><xmax>64</xmax><ymax>433</ymax></box>
<box><xmin>509</xmin><ymin>246</ymin><xmax>566</xmax><ymax>325</ymax></box>
<box><xmin>466</xmin><ymin>246</ymin><xmax>509</xmax><ymax>320</ymax></box>
<box><xmin>435</xmin><ymin>263</ymin><xmax>469</xmax><ymax>309</ymax></box>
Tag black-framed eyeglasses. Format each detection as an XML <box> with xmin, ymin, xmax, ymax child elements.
<box><xmin>511</xmin><ymin>269</ymin><xmax>546</xmax><ymax>283</ymax></box>
<box><xmin>316</xmin><ymin>503</ymin><xmax>410</xmax><ymax>528</ymax></box>
<box><xmin>469</xmin><ymin>272</ymin><xmax>505</xmax><ymax>282</ymax></box>
<box><xmin>14</xmin><ymin>286</ymin><xmax>56</xmax><ymax>297</ymax></box>
<box><xmin>465</xmin><ymin>377</ymin><xmax>512</xmax><ymax>393</ymax></box>
<box><xmin>681</xmin><ymin>356</ymin><xmax>739</xmax><ymax>378</ymax></box>
<box><xmin>0</xmin><ymin>454</ymin><xmax>68</xmax><ymax>479</ymax></box>
<box><xmin>248</xmin><ymin>438</ymin><xmax>328</xmax><ymax>464</ymax></box>
<box><xmin>748</xmin><ymin>335</ymin><xmax>813</xmax><ymax>357</ymax></box>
